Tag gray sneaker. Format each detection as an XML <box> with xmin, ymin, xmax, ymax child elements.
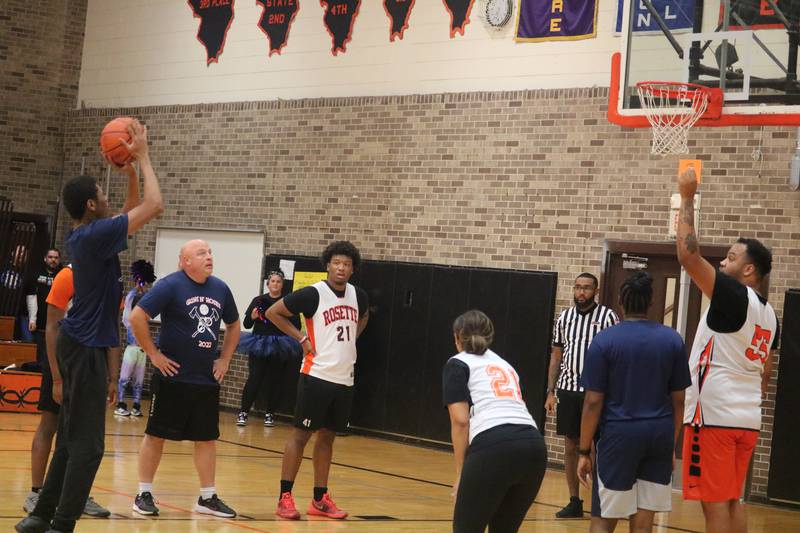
<box><xmin>83</xmin><ymin>496</ymin><xmax>111</xmax><ymax>517</ymax></box>
<box><xmin>22</xmin><ymin>490</ymin><xmax>38</xmax><ymax>513</ymax></box>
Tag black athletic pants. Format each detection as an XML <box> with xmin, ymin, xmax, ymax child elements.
<box><xmin>32</xmin><ymin>330</ymin><xmax>107</xmax><ymax>532</ymax></box>
<box><xmin>240</xmin><ymin>354</ymin><xmax>288</xmax><ymax>414</ymax></box>
<box><xmin>453</xmin><ymin>427</ymin><xmax>547</xmax><ymax>533</ymax></box>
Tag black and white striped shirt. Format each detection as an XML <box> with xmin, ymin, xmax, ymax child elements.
<box><xmin>553</xmin><ymin>303</ymin><xmax>619</xmax><ymax>392</ymax></box>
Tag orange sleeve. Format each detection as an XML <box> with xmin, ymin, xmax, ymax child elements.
<box><xmin>46</xmin><ymin>267</ymin><xmax>74</xmax><ymax>311</ymax></box>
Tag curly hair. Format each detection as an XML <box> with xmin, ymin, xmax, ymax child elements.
<box><xmin>321</xmin><ymin>240</ymin><xmax>361</xmax><ymax>271</ymax></box>
<box><xmin>130</xmin><ymin>259</ymin><xmax>156</xmax><ymax>285</ymax></box>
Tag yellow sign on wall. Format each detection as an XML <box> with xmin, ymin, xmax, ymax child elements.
<box><xmin>292</xmin><ymin>271</ymin><xmax>327</xmax><ymax>333</ymax></box>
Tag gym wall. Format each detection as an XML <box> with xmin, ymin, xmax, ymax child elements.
<box><xmin>3</xmin><ymin>0</ymin><xmax>800</xmax><ymax>501</ymax></box>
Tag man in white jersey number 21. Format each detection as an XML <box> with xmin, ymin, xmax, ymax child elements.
<box><xmin>266</xmin><ymin>241</ymin><xmax>369</xmax><ymax>521</ymax></box>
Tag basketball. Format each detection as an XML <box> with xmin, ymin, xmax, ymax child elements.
<box><xmin>99</xmin><ymin>117</ymin><xmax>134</xmax><ymax>167</ymax></box>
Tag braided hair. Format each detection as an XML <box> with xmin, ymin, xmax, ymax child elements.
<box><xmin>619</xmin><ymin>271</ymin><xmax>653</xmax><ymax>316</ymax></box>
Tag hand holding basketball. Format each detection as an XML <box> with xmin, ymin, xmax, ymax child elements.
<box><xmin>121</xmin><ymin>118</ymin><xmax>150</xmax><ymax>162</ymax></box>
<box><xmin>678</xmin><ymin>165</ymin><xmax>699</xmax><ymax>198</ymax></box>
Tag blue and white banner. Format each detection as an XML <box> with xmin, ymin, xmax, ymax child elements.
<box><xmin>615</xmin><ymin>0</ymin><xmax>695</xmax><ymax>34</ymax></box>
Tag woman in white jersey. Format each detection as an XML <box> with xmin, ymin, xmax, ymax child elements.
<box><xmin>443</xmin><ymin>310</ymin><xmax>547</xmax><ymax>533</ymax></box>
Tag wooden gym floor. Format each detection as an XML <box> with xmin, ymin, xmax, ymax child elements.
<box><xmin>1</xmin><ymin>403</ymin><xmax>798</xmax><ymax>532</ymax></box>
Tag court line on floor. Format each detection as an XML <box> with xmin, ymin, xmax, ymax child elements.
<box><xmin>1</xmin><ymin>428</ymin><xmax>702</xmax><ymax>533</ymax></box>
<box><xmin>88</xmin><ymin>485</ymin><xmax>271</xmax><ymax>533</ymax></box>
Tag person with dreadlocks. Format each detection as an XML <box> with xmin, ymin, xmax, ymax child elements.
<box><xmin>236</xmin><ymin>269</ymin><xmax>302</xmax><ymax>427</ymax></box>
<box><xmin>115</xmin><ymin>260</ymin><xmax>157</xmax><ymax>417</ymax></box>
<box><xmin>576</xmin><ymin>271</ymin><xmax>691</xmax><ymax>533</ymax></box>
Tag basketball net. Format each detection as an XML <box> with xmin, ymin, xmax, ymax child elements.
<box><xmin>636</xmin><ymin>82</ymin><xmax>711</xmax><ymax>156</ymax></box>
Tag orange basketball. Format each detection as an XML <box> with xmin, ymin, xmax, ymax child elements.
<box><xmin>100</xmin><ymin>117</ymin><xmax>134</xmax><ymax>167</ymax></box>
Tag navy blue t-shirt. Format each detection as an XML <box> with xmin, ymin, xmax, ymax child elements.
<box><xmin>137</xmin><ymin>270</ymin><xmax>239</xmax><ymax>385</ymax></box>
<box><xmin>580</xmin><ymin>320</ymin><xmax>691</xmax><ymax>422</ymax></box>
<box><xmin>60</xmin><ymin>215</ymin><xmax>128</xmax><ymax>348</ymax></box>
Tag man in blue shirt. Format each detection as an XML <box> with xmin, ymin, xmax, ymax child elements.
<box><xmin>577</xmin><ymin>271</ymin><xmax>691</xmax><ymax>533</ymax></box>
<box><xmin>17</xmin><ymin>118</ymin><xmax>164</xmax><ymax>533</ymax></box>
<box><xmin>128</xmin><ymin>239</ymin><xmax>240</xmax><ymax>519</ymax></box>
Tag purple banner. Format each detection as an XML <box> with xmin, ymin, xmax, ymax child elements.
<box><xmin>515</xmin><ymin>0</ymin><xmax>597</xmax><ymax>42</ymax></box>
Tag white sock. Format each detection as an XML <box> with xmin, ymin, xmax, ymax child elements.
<box><xmin>138</xmin><ymin>482</ymin><xmax>153</xmax><ymax>495</ymax></box>
<box><xmin>200</xmin><ymin>487</ymin><xmax>216</xmax><ymax>500</ymax></box>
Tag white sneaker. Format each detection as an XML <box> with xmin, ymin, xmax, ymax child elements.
<box><xmin>236</xmin><ymin>412</ymin><xmax>247</xmax><ymax>426</ymax></box>
<box><xmin>114</xmin><ymin>406</ymin><xmax>130</xmax><ymax>416</ymax></box>
<box><xmin>263</xmin><ymin>413</ymin><xmax>275</xmax><ymax>427</ymax></box>
<box><xmin>23</xmin><ymin>490</ymin><xmax>38</xmax><ymax>513</ymax></box>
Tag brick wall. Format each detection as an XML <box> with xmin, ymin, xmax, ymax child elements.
<box><xmin>34</xmin><ymin>90</ymin><xmax>800</xmax><ymax>500</ymax></box>
<box><xmin>0</xmin><ymin>0</ymin><xmax>87</xmax><ymax>217</ymax></box>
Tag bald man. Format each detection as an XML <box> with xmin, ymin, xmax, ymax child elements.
<box><xmin>129</xmin><ymin>240</ymin><xmax>240</xmax><ymax>518</ymax></box>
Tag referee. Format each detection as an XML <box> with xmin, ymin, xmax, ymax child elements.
<box><xmin>544</xmin><ymin>272</ymin><xmax>619</xmax><ymax>519</ymax></box>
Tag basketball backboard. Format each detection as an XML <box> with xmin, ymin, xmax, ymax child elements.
<box><xmin>611</xmin><ymin>0</ymin><xmax>800</xmax><ymax>126</ymax></box>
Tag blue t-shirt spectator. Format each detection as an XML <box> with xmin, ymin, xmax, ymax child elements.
<box><xmin>580</xmin><ymin>320</ymin><xmax>691</xmax><ymax>422</ymax></box>
<box><xmin>137</xmin><ymin>270</ymin><xmax>238</xmax><ymax>385</ymax></box>
<box><xmin>60</xmin><ymin>215</ymin><xmax>128</xmax><ymax>347</ymax></box>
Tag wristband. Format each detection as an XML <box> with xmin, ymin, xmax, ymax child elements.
<box><xmin>298</xmin><ymin>335</ymin><xmax>309</xmax><ymax>344</ymax></box>
<box><xmin>578</xmin><ymin>448</ymin><xmax>591</xmax><ymax>457</ymax></box>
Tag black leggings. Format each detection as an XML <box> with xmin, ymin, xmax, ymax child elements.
<box><xmin>240</xmin><ymin>354</ymin><xmax>289</xmax><ymax>414</ymax></box>
<box><xmin>453</xmin><ymin>429</ymin><xmax>547</xmax><ymax>533</ymax></box>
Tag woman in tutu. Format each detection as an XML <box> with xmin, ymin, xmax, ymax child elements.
<box><xmin>236</xmin><ymin>270</ymin><xmax>302</xmax><ymax>427</ymax></box>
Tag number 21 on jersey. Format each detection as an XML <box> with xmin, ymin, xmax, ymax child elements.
<box><xmin>486</xmin><ymin>365</ymin><xmax>523</xmax><ymax>402</ymax></box>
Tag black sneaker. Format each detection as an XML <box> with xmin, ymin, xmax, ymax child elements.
<box><xmin>263</xmin><ymin>413</ymin><xmax>275</xmax><ymax>427</ymax></box>
<box><xmin>194</xmin><ymin>494</ymin><xmax>236</xmax><ymax>518</ymax></box>
<box><xmin>14</xmin><ymin>515</ymin><xmax>49</xmax><ymax>533</ymax></box>
<box><xmin>236</xmin><ymin>412</ymin><xmax>248</xmax><ymax>426</ymax></box>
<box><xmin>133</xmin><ymin>491</ymin><xmax>159</xmax><ymax>516</ymax></box>
<box><xmin>555</xmin><ymin>497</ymin><xmax>583</xmax><ymax>518</ymax></box>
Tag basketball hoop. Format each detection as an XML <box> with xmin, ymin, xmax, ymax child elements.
<box><xmin>636</xmin><ymin>82</ymin><xmax>714</xmax><ymax>156</ymax></box>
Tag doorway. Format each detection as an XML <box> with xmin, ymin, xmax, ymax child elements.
<box><xmin>601</xmin><ymin>241</ymin><xmax>728</xmax><ymax>350</ymax></box>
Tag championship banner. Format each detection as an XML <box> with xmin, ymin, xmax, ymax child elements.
<box><xmin>187</xmin><ymin>0</ymin><xmax>235</xmax><ymax>65</ymax></box>
<box><xmin>725</xmin><ymin>0</ymin><xmax>788</xmax><ymax>30</ymax></box>
<box><xmin>384</xmin><ymin>0</ymin><xmax>416</xmax><ymax>42</ymax></box>
<box><xmin>615</xmin><ymin>0</ymin><xmax>695</xmax><ymax>34</ymax></box>
<box><xmin>515</xmin><ymin>0</ymin><xmax>598</xmax><ymax>43</ymax></box>
<box><xmin>320</xmin><ymin>0</ymin><xmax>362</xmax><ymax>55</ymax></box>
<box><xmin>442</xmin><ymin>0</ymin><xmax>476</xmax><ymax>38</ymax></box>
<box><xmin>257</xmin><ymin>0</ymin><xmax>300</xmax><ymax>56</ymax></box>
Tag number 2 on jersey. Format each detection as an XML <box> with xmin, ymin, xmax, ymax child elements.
<box><xmin>486</xmin><ymin>365</ymin><xmax>522</xmax><ymax>402</ymax></box>
<box><xmin>336</xmin><ymin>325</ymin><xmax>351</xmax><ymax>342</ymax></box>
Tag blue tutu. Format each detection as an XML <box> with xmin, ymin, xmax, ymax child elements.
<box><xmin>237</xmin><ymin>333</ymin><xmax>302</xmax><ymax>361</ymax></box>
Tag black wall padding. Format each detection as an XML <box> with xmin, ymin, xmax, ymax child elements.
<box><xmin>768</xmin><ymin>289</ymin><xmax>800</xmax><ymax>503</ymax></box>
<box><xmin>262</xmin><ymin>255</ymin><xmax>557</xmax><ymax>442</ymax></box>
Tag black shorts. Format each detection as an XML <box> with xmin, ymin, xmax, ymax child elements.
<box><xmin>35</xmin><ymin>331</ymin><xmax>59</xmax><ymax>414</ymax></box>
<box><xmin>145</xmin><ymin>374</ymin><xmax>220</xmax><ymax>441</ymax></box>
<box><xmin>293</xmin><ymin>374</ymin><xmax>354</xmax><ymax>433</ymax></box>
<box><xmin>556</xmin><ymin>389</ymin><xmax>584</xmax><ymax>439</ymax></box>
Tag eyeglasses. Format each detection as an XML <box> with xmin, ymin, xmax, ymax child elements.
<box><xmin>573</xmin><ymin>285</ymin><xmax>595</xmax><ymax>292</ymax></box>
